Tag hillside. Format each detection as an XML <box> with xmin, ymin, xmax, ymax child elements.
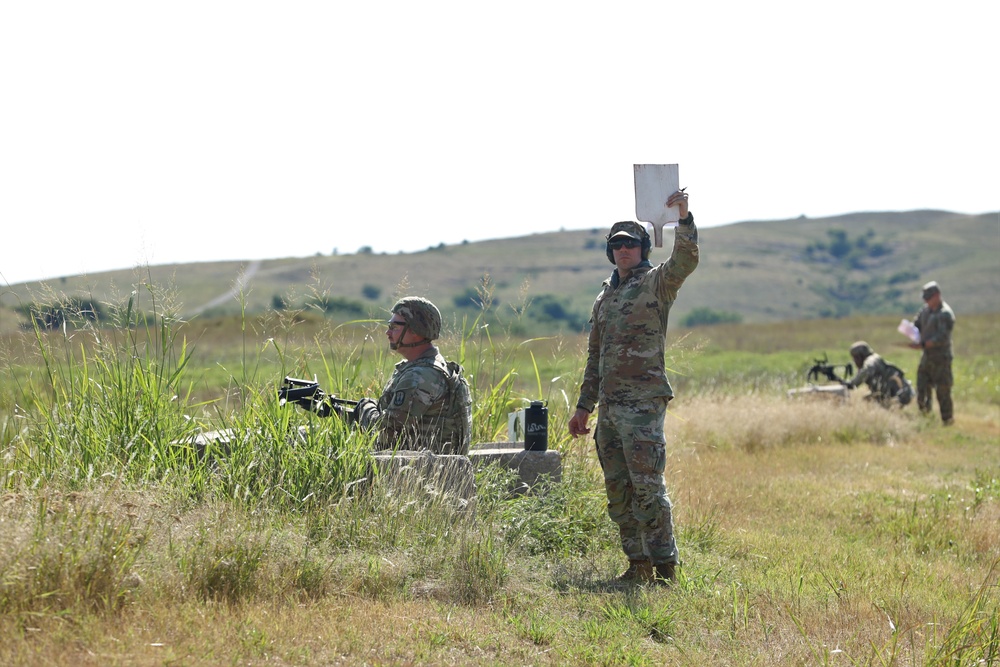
<box><xmin>2</xmin><ymin>210</ymin><xmax>997</xmax><ymax>334</ymax></box>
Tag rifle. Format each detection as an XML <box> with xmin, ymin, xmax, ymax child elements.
<box><xmin>806</xmin><ymin>354</ymin><xmax>854</xmax><ymax>384</ymax></box>
<box><xmin>278</xmin><ymin>376</ymin><xmax>359</xmax><ymax>418</ymax></box>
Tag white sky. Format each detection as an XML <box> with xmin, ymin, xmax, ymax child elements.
<box><xmin>1</xmin><ymin>1</ymin><xmax>997</xmax><ymax>286</ymax></box>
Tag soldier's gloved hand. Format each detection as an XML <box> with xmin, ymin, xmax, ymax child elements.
<box><xmin>352</xmin><ymin>397</ymin><xmax>379</xmax><ymax>429</ymax></box>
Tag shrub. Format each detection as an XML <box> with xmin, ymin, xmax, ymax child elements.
<box><xmin>682</xmin><ymin>307</ymin><xmax>743</xmax><ymax>327</ymax></box>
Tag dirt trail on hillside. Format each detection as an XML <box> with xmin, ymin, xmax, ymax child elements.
<box><xmin>187</xmin><ymin>259</ymin><xmax>262</xmax><ymax>316</ymax></box>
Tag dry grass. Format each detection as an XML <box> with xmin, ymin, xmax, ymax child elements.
<box><xmin>2</xmin><ymin>393</ymin><xmax>997</xmax><ymax>665</ymax></box>
<box><xmin>667</xmin><ymin>392</ymin><xmax>915</xmax><ymax>451</ymax></box>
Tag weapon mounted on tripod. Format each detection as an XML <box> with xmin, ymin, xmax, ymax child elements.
<box><xmin>806</xmin><ymin>354</ymin><xmax>854</xmax><ymax>384</ymax></box>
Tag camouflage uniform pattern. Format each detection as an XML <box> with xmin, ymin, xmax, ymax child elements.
<box><xmin>595</xmin><ymin>399</ymin><xmax>675</xmax><ymax>563</ymax></box>
<box><xmin>845</xmin><ymin>342</ymin><xmax>912</xmax><ymax>406</ymax></box>
<box><xmin>392</xmin><ymin>297</ymin><xmax>441</xmax><ymax>341</ymax></box>
<box><xmin>365</xmin><ymin>345</ymin><xmax>472</xmax><ymax>455</ymax></box>
<box><xmin>578</xmin><ymin>220</ymin><xmax>699</xmax><ymax>566</ymax></box>
<box><xmin>577</xmin><ymin>221</ymin><xmax>700</xmax><ymax>411</ymax></box>
<box><xmin>914</xmin><ymin>299</ymin><xmax>955</xmax><ymax>422</ymax></box>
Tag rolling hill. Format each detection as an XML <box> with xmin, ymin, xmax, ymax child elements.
<box><xmin>2</xmin><ymin>210</ymin><xmax>997</xmax><ymax>335</ymax></box>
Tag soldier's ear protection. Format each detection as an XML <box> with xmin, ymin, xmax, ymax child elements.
<box><xmin>605</xmin><ymin>225</ymin><xmax>652</xmax><ymax>264</ymax></box>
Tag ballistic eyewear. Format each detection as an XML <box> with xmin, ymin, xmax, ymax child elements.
<box><xmin>608</xmin><ymin>238</ymin><xmax>641</xmax><ymax>250</ymax></box>
<box><xmin>386</xmin><ymin>320</ymin><xmax>408</xmax><ymax>330</ymax></box>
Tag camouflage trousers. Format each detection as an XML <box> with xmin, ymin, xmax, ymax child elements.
<box><xmin>594</xmin><ymin>398</ymin><xmax>677</xmax><ymax>565</ymax></box>
<box><xmin>917</xmin><ymin>353</ymin><xmax>953</xmax><ymax>422</ymax></box>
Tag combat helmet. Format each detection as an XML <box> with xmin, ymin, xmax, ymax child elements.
<box><xmin>605</xmin><ymin>221</ymin><xmax>652</xmax><ymax>264</ymax></box>
<box><xmin>391</xmin><ymin>297</ymin><xmax>441</xmax><ymax>341</ymax></box>
<box><xmin>849</xmin><ymin>341</ymin><xmax>874</xmax><ymax>367</ymax></box>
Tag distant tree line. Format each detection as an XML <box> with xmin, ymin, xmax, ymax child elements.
<box><xmin>802</xmin><ymin>229</ymin><xmax>924</xmax><ymax>317</ymax></box>
<box><xmin>811</xmin><ymin>274</ymin><xmax>921</xmax><ymax>318</ymax></box>
<box><xmin>15</xmin><ymin>298</ymin><xmax>107</xmax><ymax>330</ymax></box>
<box><xmin>270</xmin><ymin>284</ymin><xmax>382</xmax><ymax>318</ymax></box>
<box><xmin>805</xmin><ymin>229</ymin><xmax>892</xmax><ymax>269</ymax></box>
<box><xmin>451</xmin><ymin>287</ymin><xmax>589</xmax><ymax>332</ymax></box>
<box><xmin>681</xmin><ymin>308</ymin><xmax>743</xmax><ymax>327</ymax></box>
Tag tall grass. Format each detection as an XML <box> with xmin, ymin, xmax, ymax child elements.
<box><xmin>0</xmin><ymin>495</ymin><xmax>145</xmax><ymax>616</ymax></box>
<box><xmin>668</xmin><ymin>393</ymin><xmax>915</xmax><ymax>451</ymax></box>
<box><xmin>1</xmin><ymin>286</ymin><xmax>384</xmax><ymax>511</ymax></box>
<box><xmin>3</xmin><ymin>285</ymin><xmax>200</xmax><ymax>488</ymax></box>
<box><xmin>0</xmin><ymin>282</ymin><xmax>997</xmax><ymax>665</ymax></box>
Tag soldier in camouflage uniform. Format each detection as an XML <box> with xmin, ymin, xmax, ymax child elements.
<box><xmin>568</xmin><ymin>189</ymin><xmax>698</xmax><ymax>586</ymax></box>
<box><xmin>908</xmin><ymin>281</ymin><xmax>955</xmax><ymax>424</ymax></box>
<box><xmin>357</xmin><ymin>297</ymin><xmax>472</xmax><ymax>454</ymax></box>
<box><xmin>295</xmin><ymin>297</ymin><xmax>472</xmax><ymax>455</ymax></box>
<box><xmin>843</xmin><ymin>341</ymin><xmax>913</xmax><ymax>407</ymax></box>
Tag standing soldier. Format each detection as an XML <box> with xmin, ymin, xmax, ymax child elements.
<box><xmin>568</xmin><ymin>189</ymin><xmax>699</xmax><ymax>585</ymax></box>
<box><xmin>909</xmin><ymin>281</ymin><xmax>956</xmax><ymax>425</ymax></box>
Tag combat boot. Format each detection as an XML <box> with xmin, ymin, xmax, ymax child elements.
<box><xmin>616</xmin><ymin>559</ymin><xmax>653</xmax><ymax>584</ymax></box>
<box><xmin>652</xmin><ymin>561</ymin><xmax>676</xmax><ymax>586</ymax></box>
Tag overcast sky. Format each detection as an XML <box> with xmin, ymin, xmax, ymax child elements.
<box><xmin>1</xmin><ymin>1</ymin><xmax>996</xmax><ymax>286</ymax></box>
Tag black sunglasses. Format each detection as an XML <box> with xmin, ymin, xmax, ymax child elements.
<box><xmin>608</xmin><ymin>238</ymin><xmax>641</xmax><ymax>250</ymax></box>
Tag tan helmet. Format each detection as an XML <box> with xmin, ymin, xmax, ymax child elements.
<box><xmin>391</xmin><ymin>297</ymin><xmax>441</xmax><ymax>341</ymax></box>
<box><xmin>849</xmin><ymin>341</ymin><xmax>873</xmax><ymax>366</ymax></box>
<box><xmin>605</xmin><ymin>221</ymin><xmax>651</xmax><ymax>263</ymax></box>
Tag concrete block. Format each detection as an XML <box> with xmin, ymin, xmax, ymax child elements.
<box><xmin>787</xmin><ymin>383</ymin><xmax>849</xmax><ymax>401</ymax></box>
<box><xmin>469</xmin><ymin>442</ymin><xmax>562</xmax><ymax>494</ymax></box>
<box><xmin>177</xmin><ymin>430</ymin><xmax>561</xmax><ymax>501</ymax></box>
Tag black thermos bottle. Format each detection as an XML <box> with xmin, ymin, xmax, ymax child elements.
<box><xmin>524</xmin><ymin>400</ymin><xmax>548</xmax><ymax>451</ymax></box>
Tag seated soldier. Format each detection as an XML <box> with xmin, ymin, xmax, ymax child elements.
<box><xmin>283</xmin><ymin>297</ymin><xmax>472</xmax><ymax>455</ymax></box>
<box><xmin>843</xmin><ymin>341</ymin><xmax>913</xmax><ymax>408</ymax></box>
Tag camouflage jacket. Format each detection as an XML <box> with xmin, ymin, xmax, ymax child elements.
<box><xmin>846</xmin><ymin>353</ymin><xmax>897</xmax><ymax>397</ymax></box>
<box><xmin>577</xmin><ymin>219</ymin><xmax>699</xmax><ymax>411</ymax></box>
<box><xmin>914</xmin><ymin>301</ymin><xmax>955</xmax><ymax>359</ymax></box>
<box><xmin>371</xmin><ymin>346</ymin><xmax>472</xmax><ymax>455</ymax></box>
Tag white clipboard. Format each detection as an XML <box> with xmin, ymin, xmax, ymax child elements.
<box><xmin>634</xmin><ymin>164</ymin><xmax>680</xmax><ymax>247</ymax></box>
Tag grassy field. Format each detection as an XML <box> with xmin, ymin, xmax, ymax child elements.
<box><xmin>0</xmin><ymin>299</ymin><xmax>997</xmax><ymax>665</ymax></box>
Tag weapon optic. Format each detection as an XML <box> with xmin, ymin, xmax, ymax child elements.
<box><xmin>806</xmin><ymin>354</ymin><xmax>854</xmax><ymax>384</ymax></box>
<box><xmin>278</xmin><ymin>376</ymin><xmax>358</xmax><ymax>418</ymax></box>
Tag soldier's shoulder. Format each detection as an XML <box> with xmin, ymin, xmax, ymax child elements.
<box><xmin>404</xmin><ymin>360</ymin><xmax>449</xmax><ymax>385</ymax></box>
<box><xmin>386</xmin><ymin>364</ymin><xmax>448</xmax><ymax>403</ymax></box>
